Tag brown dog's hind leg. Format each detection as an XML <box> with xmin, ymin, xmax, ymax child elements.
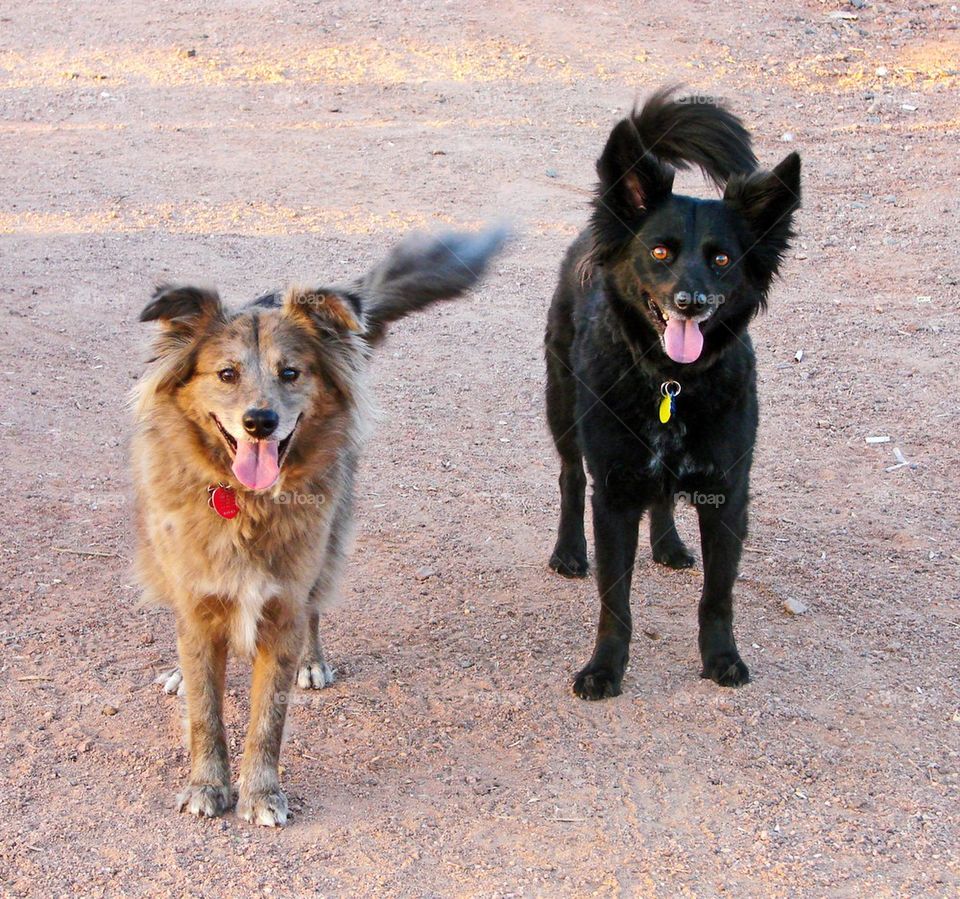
<box><xmin>174</xmin><ymin>614</ymin><xmax>231</xmax><ymax>818</ymax></box>
<box><xmin>237</xmin><ymin>599</ymin><xmax>305</xmax><ymax>827</ymax></box>
<box><xmin>297</xmin><ymin>603</ymin><xmax>334</xmax><ymax>690</ymax></box>
<box><xmin>298</xmin><ymin>480</ymin><xmax>353</xmax><ymax>690</ymax></box>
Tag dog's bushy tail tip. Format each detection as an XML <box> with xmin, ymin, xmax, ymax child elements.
<box><xmin>361</xmin><ymin>223</ymin><xmax>510</xmax><ymax>343</ymax></box>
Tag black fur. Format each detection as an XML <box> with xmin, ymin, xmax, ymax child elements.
<box><xmin>545</xmin><ymin>89</ymin><xmax>801</xmax><ymax>700</ymax></box>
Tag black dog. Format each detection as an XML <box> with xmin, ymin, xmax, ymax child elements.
<box><xmin>544</xmin><ymin>87</ymin><xmax>801</xmax><ymax>699</ymax></box>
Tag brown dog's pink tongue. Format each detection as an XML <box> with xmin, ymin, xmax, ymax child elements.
<box><xmin>664</xmin><ymin>317</ymin><xmax>704</xmax><ymax>364</ymax></box>
<box><xmin>232</xmin><ymin>440</ymin><xmax>280</xmax><ymax>491</ymax></box>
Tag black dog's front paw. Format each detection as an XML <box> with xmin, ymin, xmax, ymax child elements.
<box><xmin>652</xmin><ymin>540</ymin><xmax>695</xmax><ymax>570</ymax></box>
<box><xmin>701</xmin><ymin>652</ymin><xmax>750</xmax><ymax>687</ymax></box>
<box><xmin>549</xmin><ymin>545</ymin><xmax>589</xmax><ymax>578</ymax></box>
<box><xmin>573</xmin><ymin>661</ymin><xmax>624</xmax><ymax>700</ymax></box>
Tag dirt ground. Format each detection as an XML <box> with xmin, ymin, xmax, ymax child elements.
<box><xmin>1</xmin><ymin>0</ymin><xmax>958</xmax><ymax>895</ymax></box>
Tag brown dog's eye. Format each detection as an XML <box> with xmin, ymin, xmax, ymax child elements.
<box><xmin>218</xmin><ymin>367</ymin><xmax>238</xmax><ymax>384</ymax></box>
<box><xmin>713</xmin><ymin>252</ymin><xmax>730</xmax><ymax>267</ymax></box>
<box><xmin>279</xmin><ymin>367</ymin><xmax>299</xmax><ymax>383</ymax></box>
<box><xmin>651</xmin><ymin>246</ymin><xmax>671</xmax><ymax>262</ymax></box>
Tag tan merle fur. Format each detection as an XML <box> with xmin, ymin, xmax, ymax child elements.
<box><xmin>131</xmin><ymin>228</ymin><xmax>505</xmax><ymax>825</ymax></box>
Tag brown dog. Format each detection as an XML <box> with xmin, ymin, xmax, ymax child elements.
<box><xmin>132</xmin><ymin>228</ymin><xmax>504</xmax><ymax>825</ymax></box>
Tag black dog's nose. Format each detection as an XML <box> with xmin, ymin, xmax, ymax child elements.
<box><xmin>242</xmin><ymin>408</ymin><xmax>280</xmax><ymax>438</ymax></box>
<box><xmin>674</xmin><ymin>291</ymin><xmax>708</xmax><ymax>311</ymax></box>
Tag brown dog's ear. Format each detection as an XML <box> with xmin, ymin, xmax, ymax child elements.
<box><xmin>140</xmin><ymin>285</ymin><xmax>224</xmax><ymax>328</ymax></box>
<box><xmin>137</xmin><ymin>286</ymin><xmax>225</xmax><ymax>395</ymax></box>
<box><xmin>282</xmin><ymin>287</ymin><xmax>364</xmax><ymax>334</ymax></box>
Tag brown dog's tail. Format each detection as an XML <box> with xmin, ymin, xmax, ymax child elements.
<box><xmin>355</xmin><ymin>225</ymin><xmax>508</xmax><ymax>345</ymax></box>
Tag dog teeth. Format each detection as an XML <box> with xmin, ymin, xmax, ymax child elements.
<box><xmin>662</xmin><ymin>311</ymin><xmax>670</xmax><ymax>322</ymax></box>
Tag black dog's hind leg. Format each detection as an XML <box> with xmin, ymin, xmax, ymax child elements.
<box><xmin>545</xmin><ymin>332</ymin><xmax>588</xmax><ymax>578</ymax></box>
<box><xmin>696</xmin><ymin>491</ymin><xmax>750</xmax><ymax>687</ymax></box>
<box><xmin>649</xmin><ymin>497</ymin><xmax>695</xmax><ymax>569</ymax></box>
<box><xmin>549</xmin><ymin>449</ymin><xmax>588</xmax><ymax>578</ymax></box>
<box><xmin>573</xmin><ymin>489</ymin><xmax>642</xmax><ymax>699</ymax></box>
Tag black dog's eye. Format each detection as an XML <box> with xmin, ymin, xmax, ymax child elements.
<box><xmin>218</xmin><ymin>367</ymin><xmax>238</xmax><ymax>384</ymax></box>
<box><xmin>279</xmin><ymin>367</ymin><xmax>300</xmax><ymax>383</ymax></box>
<box><xmin>713</xmin><ymin>252</ymin><xmax>730</xmax><ymax>267</ymax></box>
<box><xmin>651</xmin><ymin>245</ymin><xmax>672</xmax><ymax>262</ymax></box>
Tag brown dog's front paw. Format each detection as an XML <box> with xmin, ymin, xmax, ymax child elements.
<box><xmin>296</xmin><ymin>659</ymin><xmax>334</xmax><ymax>690</ymax></box>
<box><xmin>237</xmin><ymin>789</ymin><xmax>289</xmax><ymax>827</ymax></box>
<box><xmin>176</xmin><ymin>783</ymin><xmax>232</xmax><ymax>818</ymax></box>
<box><xmin>157</xmin><ymin>667</ymin><xmax>185</xmax><ymax>696</ymax></box>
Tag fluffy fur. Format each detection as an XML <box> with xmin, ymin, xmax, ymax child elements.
<box><xmin>133</xmin><ymin>227</ymin><xmax>505</xmax><ymax>825</ymax></box>
<box><xmin>544</xmin><ymin>87</ymin><xmax>801</xmax><ymax>699</ymax></box>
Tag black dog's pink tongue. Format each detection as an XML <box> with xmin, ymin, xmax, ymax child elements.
<box><xmin>232</xmin><ymin>440</ymin><xmax>280</xmax><ymax>491</ymax></box>
<box><xmin>664</xmin><ymin>317</ymin><xmax>704</xmax><ymax>363</ymax></box>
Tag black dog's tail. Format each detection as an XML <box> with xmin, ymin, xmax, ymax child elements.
<box><xmin>630</xmin><ymin>85</ymin><xmax>758</xmax><ymax>186</ymax></box>
<box><xmin>357</xmin><ymin>226</ymin><xmax>508</xmax><ymax>345</ymax></box>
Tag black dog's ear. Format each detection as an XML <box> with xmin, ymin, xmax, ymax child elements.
<box><xmin>140</xmin><ymin>285</ymin><xmax>224</xmax><ymax>328</ymax></box>
<box><xmin>724</xmin><ymin>152</ymin><xmax>801</xmax><ymax>282</ymax></box>
<box><xmin>588</xmin><ymin>118</ymin><xmax>674</xmax><ymax>264</ymax></box>
<box><xmin>596</xmin><ymin>117</ymin><xmax>675</xmax><ymax>216</ymax></box>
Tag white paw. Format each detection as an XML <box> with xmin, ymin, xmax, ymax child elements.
<box><xmin>297</xmin><ymin>661</ymin><xmax>334</xmax><ymax>690</ymax></box>
<box><xmin>176</xmin><ymin>783</ymin><xmax>231</xmax><ymax>818</ymax></box>
<box><xmin>237</xmin><ymin>789</ymin><xmax>288</xmax><ymax>827</ymax></box>
<box><xmin>157</xmin><ymin>667</ymin><xmax>185</xmax><ymax>696</ymax></box>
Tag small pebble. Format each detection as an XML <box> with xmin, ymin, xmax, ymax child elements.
<box><xmin>783</xmin><ymin>598</ymin><xmax>808</xmax><ymax>616</ymax></box>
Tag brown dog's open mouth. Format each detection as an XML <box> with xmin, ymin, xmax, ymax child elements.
<box><xmin>277</xmin><ymin>417</ymin><xmax>300</xmax><ymax>467</ymax></box>
<box><xmin>212</xmin><ymin>414</ymin><xmax>238</xmax><ymax>455</ymax></box>
<box><xmin>210</xmin><ymin>414</ymin><xmax>300</xmax><ymax>489</ymax></box>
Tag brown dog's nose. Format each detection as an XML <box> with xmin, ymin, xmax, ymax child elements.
<box><xmin>242</xmin><ymin>408</ymin><xmax>279</xmax><ymax>438</ymax></box>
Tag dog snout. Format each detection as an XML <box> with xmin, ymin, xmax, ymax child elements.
<box><xmin>242</xmin><ymin>408</ymin><xmax>280</xmax><ymax>438</ymax></box>
<box><xmin>674</xmin><ymin>290</ymin><xmax>708</xmax><ymax>313</ymax></box>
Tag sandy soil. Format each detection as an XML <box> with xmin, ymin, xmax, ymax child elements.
<box><xmin>1</xmin><ymin>0</ymin><xmax>958</xmax><ymax>895</ymax></box>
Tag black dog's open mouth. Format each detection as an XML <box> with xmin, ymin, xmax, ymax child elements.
<box><xmin>644</xmin><ymin>293</ymin><xmax>669</xmax><ymax>334</ymax></box>
<box><xmin>647</xmin><ymin>297</ymin><xmax>667</xmax><ymax>331</ymax></box>
<box><xmin>639</xmin><ymin>293</ymin><xmax>709</xmax><ymax>364</ymax></box>
<box><xmin>210</xmin><ymin>414</ymin><xmax>300</xmax><ymax>468</ymax></box>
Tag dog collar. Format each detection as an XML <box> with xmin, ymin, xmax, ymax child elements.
<box><xmin>208</xmin><ymin>483</ymin><xmax>239</xmax><ymax>519</ymax></box>
<box><xmin>658</xmin><ymin>380</ymin><xmax>681</xmax><ymax>424</ymax></box>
